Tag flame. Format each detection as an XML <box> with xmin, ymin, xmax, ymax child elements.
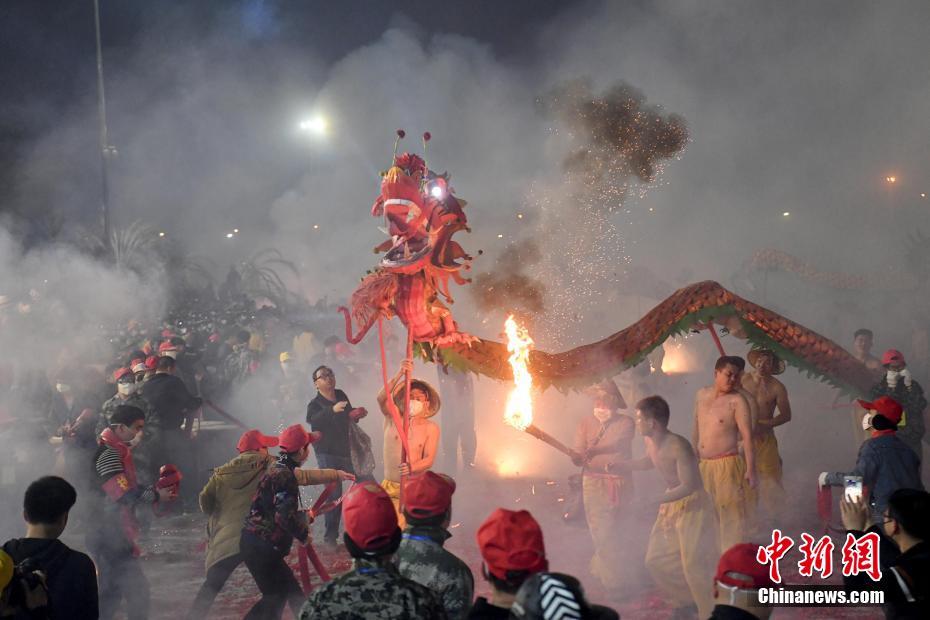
<box><xmin>503</xmin><ymin>315</ymin><xmax>534</xmax><ymax>431</ymax></box>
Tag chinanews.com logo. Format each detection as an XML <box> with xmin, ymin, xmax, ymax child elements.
<box><xmin>753</xmin><ymin>529</ymin><xmax>885</xmax><ymax>607</ymax></box>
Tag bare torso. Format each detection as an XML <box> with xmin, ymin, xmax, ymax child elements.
<box><xmin>645</xmin><ymin>432</ymin><xmax>701</xmax><ymax>494</ymax></box>
<box><xmin>383</xmin><ymin>416</ymin><xmax>438</xmax><ymax>483</ymax></box>
<box><xmin>693</xmin><ymin>386</ymin><xmax>748</xmax><ymax>459</ymax></box>
<box><xmin>742</xmin><ymin>373</ymin><xmax>778</xmax><ymax>432</ymax></box>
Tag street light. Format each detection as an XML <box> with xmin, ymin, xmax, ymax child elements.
<box><xmin>298</xmin><ymin>115</ymin><xmax>328</xmax><ymax>137</ymax></box>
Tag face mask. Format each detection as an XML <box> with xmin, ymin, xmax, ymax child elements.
<box><xmin>861</xmin><ymin>413</ymin><xmax>874</xmax><ymax>431</ymax></box>
<box><xmin>117</xmin><ymin>383</ymin><xmax>136</xmax><ymax>396</ymax></box>
<box><xmin>593</xmin><ymin>407</ymin><xmax>612</xmax><ymax>422</ymax></box>
<box><xmin>128</xmin><ymin>432</ymin><xmax>143</xmax><ymax>448</ymax></box>
<box><xmin>162</xmin><ymin>351</ymin><xmax>178</xmax><ymax>359</ymax></box>
<box><xmin>55</xmin><ymin>383</ymin><xmax>71</xmax><ymax>394</ymax></box>
<box><xmin>409</xmin><ymin>400</ymin><xmax>425</xmax><ymax>417</ymax></box>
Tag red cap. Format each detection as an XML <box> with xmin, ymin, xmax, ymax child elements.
<box><xmin>158</xmin><ymin>341</ymin><xmax>177</xmax><ymax>353</ymax></box>
<box><xmin>477</xmin><ymin>509</ymin><xmax>548</xmax><ymax>580</ymax></box>
<box><xmin>404</xmin><ymin>472</ymin><xmax>456</xmax><ymax>518</ymax></box>
<box><xmin>144</xmin><ymin>355</ymin><xmax>159</xmax><ymax>370</ymax></box>
<box><xmin>113</xmin><ymin>367</ymin><xmax>133</xmax><ymax>382</ymax></box>
<box><xmin>130</xmin><ymin>359</ymin><xmax>146</xmax><ymax>373</ymax></box>
<box><xmin>156</xmin><ymin>464</ymin><xmax>182</xmax><ymax>488</ymax></box>
<box><xmin>856</xmin><ymin>395</ymin><xmax>903</xmax><ymax>425</ymax></box>
<box><xmin>716</xmin><ymin>543</ymin><xmax>777</xmax><ymax>589</ymax></box>
<box><xmin>342</xmin><ymin>482</ymin><xmax>398</xmax><ymax>550</ymax></box>
<box><xmin>237</xmin><ymin>429</ymin><xmax>279</xmax><ymax>453</ymax></box>
<box><xmin>882</xmin><ymin>349</ymin><xmax>905</xmax><ymax>366</ymax></box>
<box><xmin>278</xmin><ymin>424</ymin><xmax>321</xmax><ymax>453</ymax></box>
<box><xmin>161</xmin><ymin>329</ymin><xmax>175</xmax><ymax>338</ymax></box>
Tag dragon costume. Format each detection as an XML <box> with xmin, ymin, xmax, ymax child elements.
<box><xmin>341</xmin><ymin>136</ymin><xmax>874</xmax><ymax>400</ymax></box>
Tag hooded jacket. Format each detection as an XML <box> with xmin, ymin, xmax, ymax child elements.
<box><xmin>199</xmin><ymin>451</ymin><xmax>340</xmax><ymax>569</ymax></box>
<box><xmin>1</xmin><ymin>538</ymin><xmax>98</xmax><ymax>620</ymax></box>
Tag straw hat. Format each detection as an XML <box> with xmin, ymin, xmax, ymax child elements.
<box><xmin>391</xmin><ymin>378</ymin><xmax>441</xmax><ymax>418</ymax></box>
<box><xmin>747</xmin><ymin>348</ymin><xmax>786</xmax><ymax>375</ymax></box>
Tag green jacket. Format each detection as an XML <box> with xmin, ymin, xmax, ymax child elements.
<box><xmin>199</xmin><ymin>452</ymin><xmax>339</xmax><ymax>569</ymax></box>
<box><xmin>396</xmin><ymin>525</ymin><xmax>474</xmax><ymax>620</ymax></box>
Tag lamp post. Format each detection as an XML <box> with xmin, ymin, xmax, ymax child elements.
<box><xmin>93</xmin><ymin>0</ymin><xmax>115</xmax><ymax>247</ymax></box>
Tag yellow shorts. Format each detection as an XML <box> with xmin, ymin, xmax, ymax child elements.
<box><xmin>699</xmin><ymin>454</ymin><xmax>755</xmax><ymax>552</ymax></box>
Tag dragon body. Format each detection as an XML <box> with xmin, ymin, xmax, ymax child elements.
<box><xmin>339</xmin><ymin>143</ymin><xmax>873</xmax><ymax>398</ymax></box>
<box><xmin>440</xmin><ymin>280</ymin><xmax>876</xmax><ymax>397</ymax></box>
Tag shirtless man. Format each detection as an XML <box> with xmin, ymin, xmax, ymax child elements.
<box><xmin>741</xmin><ymin>349</ymin><xmax>791</xmax><ymax>529</ymax></box>
<box><xmin>852</xmin><ymin>328</ymin><xmax>882</xmax><ymax>370</ymax></box>
<box><xmin>692</xmin><ymin>355</ymin><xmax>756</xmax><ymax>552</ymax></box>
<box><xmin>377</xmin><ymin>359</ymin><xmax>441</xmax><ymax>527</ymax></box>
<box><xmin>607</xmin><ymin>396</ymin><xmax>717</xmax><ymax>619</ymax></box>
<box><xmin>845</xmin><ymin>329</ymin><xmax>883</xmax><ymax>447</ymax></box>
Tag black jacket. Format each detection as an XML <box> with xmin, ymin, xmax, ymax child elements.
<box><xmin>845</xmin><ymin>527</ymin><xmax>930</xmax><ymax>619</ymax></box>
<box><xmin>306</xmin><ymin>390</ymin><xmax>352</xmax><ymax>458</ymax></box>
<box><xmin>141</xmin><ymin>372</ymin><xmax>202</xmax><ymax>429</ymax></box>
<box><xmin>465</xmin><ymin>597</ymin><xmax>511</xmax><ymax>619</ymax></box>
<box><xmin>1</xmin><ymin>538</ymin><xmax>99</xmax><ymax>620</ymax></box>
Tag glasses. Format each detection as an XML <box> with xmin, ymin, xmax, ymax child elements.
<box><xmin>314</xmin><ymin>371</ymin><xmax>334</xmax><ymax>381</ymax></box>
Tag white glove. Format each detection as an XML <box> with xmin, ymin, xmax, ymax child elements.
<box><xmin>818</xmin><ymin>472</ymin><xmax>829</xmax><ymax>487</ymax></box>
<box><xmin>899</xmin><ymin>368</ymin><xmax>912</xmax><ymax>387</ymax></box>
<box><xmin>886</xmin><ymin>369</ymin><xmax>900</xmax><ymax>388</ymax></box>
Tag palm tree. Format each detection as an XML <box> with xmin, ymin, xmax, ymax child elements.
<box><xmin>238</xmin><ymin>249</ymin><xmax>299</xmax><ymax>309</ymax></box>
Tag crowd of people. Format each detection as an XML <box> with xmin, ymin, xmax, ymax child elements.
<box><xmin>1</xmin><ymin>322</ymin><xmax>929</xmax><ymax>619</ymax></box>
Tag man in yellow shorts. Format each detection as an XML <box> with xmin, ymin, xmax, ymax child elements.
<box><xmin>742</xmin><ymin>348</ymin><xmax>792</xmax><ymax>531</ymax></box>
<box><xmin>608</xmin><ymin>395</ymin><xmax>718</xmax><ymax>618</ymax></box>
<box><xmin>693</xmin><ymin>356</ymin><xmax>757</xmax><ymax>552</ymax></box>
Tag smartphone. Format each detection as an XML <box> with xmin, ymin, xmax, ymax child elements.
<box><xmin>844</xmin><ymin>475</ymin><xmax>864</xmax><ymax>502</ymax></box>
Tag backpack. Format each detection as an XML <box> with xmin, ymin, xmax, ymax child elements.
<box><xmin>0</xmin><ymin>541</ymin><xmax>68</xmax><ymax>619</ymax></box>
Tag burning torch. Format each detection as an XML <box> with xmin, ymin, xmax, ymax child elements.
<box><xmin>503</xmin><ymin>316</ymin><xmax>580</xmax><ymax>461</ymax></box>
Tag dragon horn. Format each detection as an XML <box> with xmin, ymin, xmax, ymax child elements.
<box><xmin>392</xmin><ymin>129</ymin><xmax>406</xmax><ymax>159</ymax></box>
<box><xmin>422</xmin><ymin>131</ymin><xmax>431</xmax><ymax>172</ymax></box>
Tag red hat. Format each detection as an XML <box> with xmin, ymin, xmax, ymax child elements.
<box><xmin>144</xmin><ymin>355</ymin><xmax>159</xmax><ymax>370</ymax></box>
<box><xmin>161</xmin><ymin>329</ymin><xmax>175</xmax><ymax>338</ymax></box>
<box><xmin>856</xmin><ymin>396</ymin><xmax>903</xmax><ymax>425</ymax></box>
<box><xmin>404</xmin><ymin>472</ymin><xmax>456</xmax><ymax>519</ymax></box>
<box><xmin>113</xmin><ymin>367</ymin><xmax>133</xmax><ymax>382</ymax></box>
<box><xmin>342</xmin><ymin>482</ymin><xmax>398</xmax><ymax>550</ymax></box>
<box><xmin>158</xmin><ymin>341</ymin><xmax>178</xmax><ymax>353</ymax></box>
<box><xmin>130</xmin><ymin>358</ymin><xmax>146</xmax><ymax>373</ymax></box>
<box><xmin>278</xmin><ymin>424</ymin><xmax>321</xmax><ymax>453</ymax></box>
<box><xmin>477</xmin><ymin>508</ymin><xmax>548</xmax><ymax>580</ymax></box>
<box><xmin>882</xmin><ymin>349</ymin><xmax>905</xmax><ymax>366</ymax></box>
<box><xmin>716</xmin><ymin>543</ymin><xmax>776</xmax><ymax>589</ymax></box>
<box><xmin>237</xmin><ymin>429</ymin><xmax>279</xmax><ymax>453</ymax></box>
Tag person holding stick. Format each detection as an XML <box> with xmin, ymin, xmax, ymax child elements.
<box><xmin>377</xmin><ymin>359</ymin><xmax>441</xmax><ymax>528</ymax></box>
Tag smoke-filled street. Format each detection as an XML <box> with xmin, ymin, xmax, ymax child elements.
<box><xmin>2</xmin><ymin>1</ymin><xmax>929</xmax><ymax>619</ymax></box>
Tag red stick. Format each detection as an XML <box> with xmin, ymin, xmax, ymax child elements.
<box><xmin>704</xmin><ymin>321</ymin><xmax>726</xmax><ymax>356</ymax></box>
<box><xmin>377</xmin><ymin>318</ymin><xmax>411</xmax><ymax>458</ymax></box>
<box><xmin>400</xmin><ymin>328</ymin><xmax>414</xmax><ymax>511</ymax></box>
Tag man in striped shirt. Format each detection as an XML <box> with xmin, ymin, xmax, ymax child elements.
<box><xmin>87</xmin><ymin>405</ymin><xmax>175</xmax><ymax>620</ymax></box>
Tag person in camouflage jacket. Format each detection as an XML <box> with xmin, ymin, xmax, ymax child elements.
<box><xmin>97</xmin><ymin>369</ymin><xmax>157</xmax><ymax>482</ymax></box>
<box><xmin>396</xmin><ymin>472</ymin><xmax>473</xmax><ymax>620</ymax></box>
<box><xmin>240</xmin><ymin>424</ymin><xmax>317</xmax><ymax>619</ymax></box>
<box><xmin>300</xmin><ymin>482</ymin><xmax>447</xmax><ymax>620</ymax></box>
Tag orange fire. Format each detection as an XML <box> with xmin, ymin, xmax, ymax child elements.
<box><xmin>503</xmin><ymin>315</ymin><xmax>534</xmax><ymax>431</ymax></box>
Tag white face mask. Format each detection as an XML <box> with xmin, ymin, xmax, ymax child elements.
<box><xmin>55</xmin><ymin>383</ymin><xmax>71</xmax><ymax>394</ymax></box>
<box><xmin>162</xmin><ymin>351</ymin><xmax>178</xmax><ymax>359</ymax></box>
<box><xmin>128</xmin><ymin>431</ymin><xmax>143</xmax><ymax>448</ymax></box>
<box><xmin>861</xmin><ymin>412</ymin><xmax>875</xmax><ymax>431</ymax></box>
<box><xmin>593</xmin><ymin>407</ymin><xmax>613</xmax><ymax>422</ymax></box>
<box><xmin>117</xmin><ymin>382</ymin><xmax>136</xmax><ymax>396</ymax></box>
<box><xmin>409</xmin><ymin>400</ymin><xmax>425</xmax><ymax>417</ymax></box>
